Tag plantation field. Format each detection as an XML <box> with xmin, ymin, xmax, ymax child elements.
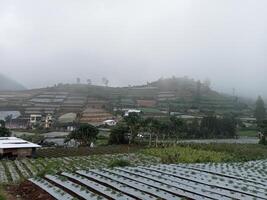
<box><xmin>1</xmin><ymin>144</ymin><xmax>267</xmax><ymax>186</ymax></box>
<box><xmin>0</xmin><ymin>153</ymin><xmax>159</xmax><ymax>184</ymax></box>
<box><xmin>26</xmin><ymin>160</ymin><xmax>267</xmax><ymax>200</ymax></box>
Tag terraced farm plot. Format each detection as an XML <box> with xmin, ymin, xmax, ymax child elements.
<box><xmin>27</xmin><ymin>160</ymin><xmax>267</xmax><ymax>200</ymax></box>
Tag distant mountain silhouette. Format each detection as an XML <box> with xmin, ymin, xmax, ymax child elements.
<box><xmin>0</xmin><ymin>74</ymin><xmax>26</xmax><ymax>91</ymax></box>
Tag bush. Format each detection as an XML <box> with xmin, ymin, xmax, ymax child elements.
<box><xmin>259</xmin><ymin>137</ymin><xmax>267</xmax><ymax>145</ymax></box>
<box><xmin>108</xmin><ymin>159</ymin><xmax>131</xmax><ymax>168</ymax></box>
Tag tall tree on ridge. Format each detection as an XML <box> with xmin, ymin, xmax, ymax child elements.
<box><xmin>254</xmin><ymin>96</ymin><xmax>266</xmax><ymax>122</ymax></box>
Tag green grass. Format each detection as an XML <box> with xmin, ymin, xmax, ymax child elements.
<box><xmin>0</xmin><ymin>187</ymin><xmax>6</xmax><ymax>200</ymax></box>
<box><xmin>143</xmin><ymin>146</ymin><xmax>234</xmax><ymax>163</ymax></box>
<box><xmin>237</xmin><ymin>130</ymin><xmax>258</xmax><ymax>137</ymax></box>
<box><xmin>143</xmin><ymin>143</ymin><xmax>267</xmax><ymax>163</ymax></box>
<box><xmin>179</xmin><ymin>143</ymin><xmax>267</xmax><ymax>162</ymax></box>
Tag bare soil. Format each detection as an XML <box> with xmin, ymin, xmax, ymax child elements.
<box><xmin>6</xmin><ymin>181</ymin><xmax>55</xmax><ymax>200</ymax></box>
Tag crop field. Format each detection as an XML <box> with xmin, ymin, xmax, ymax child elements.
<box><xmin>0</xmin><ymin>153</ymin><xmax>159</xmax><ymax>184</ymax></box>
<box><xmin>26</xmin><ymin>159</ymin><xmax>267</xmax><ymax>200</ymax></box>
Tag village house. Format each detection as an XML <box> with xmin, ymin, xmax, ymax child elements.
<box><xmin>0</xmin><ymin>137</ymin><xmax>41</xmax><ymax>158</ymax></box>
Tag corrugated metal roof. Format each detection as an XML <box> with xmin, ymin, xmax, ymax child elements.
<box><xmin>0</xmin><ymin>137</ymin><xmax>41</xmax><ymax>149</ymax></box>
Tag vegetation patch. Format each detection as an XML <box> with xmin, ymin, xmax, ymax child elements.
<box><xmin>178</xmin><ymin>143</ymin><xmax>267</xmax><ymax>162</ymax></box>
<box><xmin>108</xmin><ymin>159</ymin><xmax>131</xmax><ymax>168</ymax></box>
<box><xmin>0</xmin><ymin>187</ymin><xmax>6</xmax><ymax>200</ymax></box>
<box><xmin>143</xmin><ymin>146</ymin><xmax>234</xmax><ymax>163</ymax></box>
<box><xmin>237</xmin><ymin>129</ymin><xmax>257</xmax><ymax>137</ymax></box>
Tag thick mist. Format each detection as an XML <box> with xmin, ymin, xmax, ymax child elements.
<box><xmin>1</xmin><ymin>0</ymin><xmax>267</xmax><ymax>98</ymax></box>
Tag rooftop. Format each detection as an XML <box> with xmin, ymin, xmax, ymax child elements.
<box><xmin>0</xmin><ymin>137</ymin><xmax>41</xmax><ymax>149</ymax></box>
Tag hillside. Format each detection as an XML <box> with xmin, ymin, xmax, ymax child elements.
<box><xmin>0</xmin><ymin>77</ymin><xmax>249</xmax><ymax>117</ymax></box>
<box><xmin>0</xmin><ymin>74</ymin><xmax>26</xmax><ymax>91</ymax></box>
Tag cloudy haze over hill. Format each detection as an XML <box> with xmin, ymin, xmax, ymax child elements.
<box><xmin>1</xmin><ymin>0</ymin><xmax>267</xmax><ymax>98</ymax></box>
<box><xmin>0</xmin><ymin>74</ymin><xmax>26</xmax><ymax>91</ymax></box>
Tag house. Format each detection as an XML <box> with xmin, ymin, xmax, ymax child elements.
<box><xmin>5</xmin><ymin>117</ymin><xmax>29</xmax><ymax>129</ymax></box>
<box><xmin>124</xmin><ymin>109</ymin><xmax>141</xmax><ymax>117</ymax></box>
<box><xmin>103</xmin><ymin>119</ymin><xmax>117</xmax><ymax>126</ymax></box>
<box><xmin>0</xmin><ymin>137</ymin><xmax>41</xmax><ymax>158</ymax></box>
<box><xmin>45</xmin><ymin>114</ymin><xmax>53</xmax><ymax>128</ymax></box>
<box><xmin>30</xmin><ymin>114</ymin><xmax>42</xmax><ymax>125</ymax></box>
<box><xmin>239</xmin><ymin>117</ymin><xmax>257</xmax><ymax>128</ymax></box>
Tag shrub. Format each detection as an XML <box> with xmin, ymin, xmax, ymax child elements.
<box><xmin>108</xmin><ymin>159</ymin><xmax>131</xmax><ymax>168</ymax></box>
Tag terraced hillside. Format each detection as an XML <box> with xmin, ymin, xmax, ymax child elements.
<box><xmin>0</xmin><ymin>77</ymin><xmax>250</xmax><ymax>119</ymax></box>
<box><xmin>24</xmin><ymin>160</ymin><xmax>267</xmax><ymax>200</ymax></box>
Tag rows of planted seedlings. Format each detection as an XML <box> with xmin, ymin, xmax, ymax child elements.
<box><xmin>76</xmin><ymin>170</ymin><xmax>158</xmax><ymax>200</ymax></box>
<box><xmin>61</xmin><ymin>172</ymin><xmax>134</xmax><ymax>200</ymax></box>
<box><xmin>181</xmin><ymin>162</ymin><xmax>267</xmax><ymax>184</ymax></box>
<box><xmin>0</xmin><ymin>162</ymin><xmax>8</xmax><ymax>183</ymax></box>
<box><xmin>21</xmin><ymin>159</ymin><xmax>38</xmax><ymax>176</ymax></box>
<box><xmin>154</xmin><ymin>164</ymin><xmax>267</xmax><ymax>199</ymax></box>
<box><xmin>45</xmin><ymin>174</ymin><xmax>107</xmax><ymax>200</ymax></box>
<box><xmin>29</xmin><ymin>177</ymin><xmax>74</xmax><ymax>200</ymax></box>
<box><xmin>28</xmin><ymin>160</ymin><xmax>267</xmax><ymax>200</ymax></box>
<box><xmin>120</xmin><ymin>167</ymin><xmax>234</xmax><ymax>200</ymax></box>
<box><xmin>134</xmin><ymin>166</ymin><xmax>246</xmax><ymax>200</ymax></box>
<box><xmin>101</xmin><ymin>168</ymin><xmax>214</xmax><ymax>200</ymax></box>
<box><xmin>0</xmin><ymin>153</ymin><xmax>160</xmax><ymax>184</ymax></box>
<box><xmin>77</xmin><ymin>171</ymin><xmax>161</xmax><ymax>200</ymax></box>
<box><xmin>6</xmin><ymin>161</ymin><xmax>21</xmax><ymax>182</ymax></box>
<box><xmin>14</xmin><ymin>160</ymin><xmax>31</xmax><ymax>177</ymax></box>
<box><xmin>178</xmin><ymin>162</ymin><xmax>267</xmax><ymax>186</ymax></box>
<box><xmin>82</xmin><ymin>169</ymin><xmax>185</xmax><ymax>200</ymax></box>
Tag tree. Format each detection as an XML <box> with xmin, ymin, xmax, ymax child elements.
<box><xmin>124</xmin><ymin>112</ymin><xmax>142</xmax><ymax>144</ymax></box>
<box><xmin>0</xmin><ymin>120</ymin><xmax>11</xmax><ymax>137</ymax></box>
<box><xmin>220</xmin><ymin>116</ymin><xmax>236</xmax><ymax>138</ymax></box>
<box><xmin>65</xmin><ymin>124</ymin><xmax>98</xmax><ymax>146</ymax></box>
<box><xmin>169</xmin><ymin>116</ymin><xmax>184</xmax><ymax>139</ymax></box>
<box><xmin>87</xmin><ymin>79</ymin><xmax>92</xmax><ymax>85</ymax></box>
<box><xmin>76</xmin><ymin>77</ymin><xmax>81</xmax><ymax>84</ymax></box>
<box><xmin>0</xmin><ymin>120</ymin><xmax>5</xmax><ymax>127</ymax></box>
<box><xmin>4</xmin><ymin>114</ymin><xmax>13</xmax><ymax>123</ymax></box>
<box><xmin>254</xmin><ymin>96</ymin><xmax>266</xmax><ymax>122</ymax></box>
<box><xmin>102</xmin><ymin>77</ymin><xmax>109</xmax><ymax>87</ymax></box>
<box><xmin>152</xmin><ymin>120</ymin><xmax>171</xmax><ymax>147</ymax></box>
<box><xmin>259</xmin><ymin>120</ymin><xmax>267</xmax><ymax>145</ymax></box>
<box><xmin>200</xmin><ymin>115</ymin><xmax>236</xmax><ymax>138</ymax></box>
<box><xmin>195</xmin><ymin>80</ymin><xmax>201</xmax><ymax>104</ymax></box>
<box><xmin>150</xmin><ymin>119</ymin><xmax>163</xmax><ymax>147</ymax></box>
<box><xmin>185</xmin><ymin>118</ymin><xmax>200</xmax><ymax>139</ymax></box>
<box><xmin>108</xmin><ymin>123</ymin><xmax>129</xmax><ymax>144</ymax></box>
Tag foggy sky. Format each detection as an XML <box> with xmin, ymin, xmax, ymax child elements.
<box><xmin>1</xmin><ymin>0</ymin><xmax>267</xmax><ymax>98</ymax></box>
